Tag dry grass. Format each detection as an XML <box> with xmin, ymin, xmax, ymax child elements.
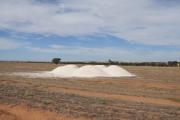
<box><xmin>168</xmin><ymin>98</ymin><xmax>180</xmax><ymax>103</ymax></box>
<box><xmin>0</xmin><ymin>62</ymin><xmax>180</xmax><ymax>120</ymax></box>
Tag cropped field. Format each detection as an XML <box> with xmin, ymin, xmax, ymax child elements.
<box><xmin>0</xmin><ymin>62</ymin><xmax>180</xmax><ymax>120</ymax></box>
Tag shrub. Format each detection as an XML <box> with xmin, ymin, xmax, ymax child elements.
<box><xmin>52</xmin><ymin>58</ymin><xmax>61</xmax><ymax>64</ymax></box>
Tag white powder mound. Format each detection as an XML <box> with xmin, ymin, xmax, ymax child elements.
<box><xmin>94</xmin><ymin>65</ymin><xmax>107</xmax><ymax>69</ymax></box>
<box><xmin>10</xmin><ymin>65</ymin><xmax>135</xmax><ymax>78</ymax></box>
<box><xmin>104</xmin><ymin>65</ymin><xmax>134</xmax><ymax>77</ymax></box>
<box><xmin>50</xmin><ymin>65</ymin><xmax>79</xmax><ymax>77</ymax></box>
<box><xmin>72</xmin><ymin>65</ymin><xmax>109</xmax><ymax>77</ymax></box>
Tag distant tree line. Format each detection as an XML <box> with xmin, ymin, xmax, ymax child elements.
<box><xmin>107</xmin><ymin>60</ymin><xmax>180</xmax><ymax>67</ymax></box>
<box><xmin>51</xmin><ymin>58</ymin><xmax>180</xmax><ymax>67</ymax></box>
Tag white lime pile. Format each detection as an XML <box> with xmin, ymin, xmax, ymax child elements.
<box><xmin>72</xmin><ymin>65</ymin><xmax>109</xmax><ymax>77</ymax></box>
<box><xmin>50</xmin><ymin>65</ymin><xmax>134</xmax><ymax>78</ymax></box>
<box><xmin>104</xmin><ymin>65</ymin><xmax>133</xmax><ymax>77</ymax></box>
<box><xmin>50</xmin><ymin>65</ymin><xmax>79</xmax><ymax>77</ymax></box>
<box><xmin>11</xmin><ymin>65</ymin><xmax>135</xmax><ymax>78</ymax></box>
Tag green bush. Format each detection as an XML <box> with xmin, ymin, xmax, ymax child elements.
<box><xmin>52</xmin><ymin>58</ymin><xmax>61</xmax><ymax>64</ymax></box>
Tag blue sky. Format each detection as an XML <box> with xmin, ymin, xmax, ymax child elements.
<box><xmin>0</xmin><ymin>0</ymin><xmax>180</xmax><ymax>62</ymax></box>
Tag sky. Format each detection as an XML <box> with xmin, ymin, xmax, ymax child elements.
<box><xmin>0</xmin><ymin>0</ymin><xmax>180</xmax><ymax>62</ymax></box>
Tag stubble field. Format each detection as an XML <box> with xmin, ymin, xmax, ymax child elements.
<box><xmin>0</xmin><ymin>62</ymin><xmax>180</xmax><ymax>120</ymax></box>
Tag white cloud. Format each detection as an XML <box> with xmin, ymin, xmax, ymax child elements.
<box><xmin>0</xmin><ymin>0</ymin><xmax>180</xmax><ymax>46</ymax></box>
<box><xmin>0</xmin><ymin>38</ymin><xmax>29</xmax><ymax>50</ymax></box>
<box><xmin>27</xmin><ymin>44</ymin><xmax>130</xmax><ymax>56</ymax></box>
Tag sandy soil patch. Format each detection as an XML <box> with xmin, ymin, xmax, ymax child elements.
<box><xmin>0</xmin><ymin>104</ymin><xmax>87</xmax><ymax>120</ymax></box>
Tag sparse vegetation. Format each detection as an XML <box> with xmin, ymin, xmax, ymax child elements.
<box><xmin>98</xmin><ymin>99</ymin><xmax>109</xmax><ymax>105</ymax></box>
<box><xmin>168</xmin><ymin>98</ymin><xmax>180</xmax><ymax>103</ymax></box>
<box><xmin>0</xmin><ymin>62</ymin><xmax>180</xmax><ymax>120</ymax></box>
<box><xmin>52</xmin><ymin>58</ymin><xmax>61</xmax><ymax>64</ymax></box>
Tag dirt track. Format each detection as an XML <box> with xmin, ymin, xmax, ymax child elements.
<box><xmin>0</xmin><ymin>62</ymin><xmax>180</xmax><ymax>120</ymax></box>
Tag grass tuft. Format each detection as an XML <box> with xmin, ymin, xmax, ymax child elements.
<box><xmin>168</xmin><ymin>98</ymin><xmax>180</xmax><ymax>103</ymax></box>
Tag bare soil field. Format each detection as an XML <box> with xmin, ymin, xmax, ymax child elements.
<box><xmin>0</xmin><ymin>62</ymin><xmax>180</xmax><ymax>120</ymax></box>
